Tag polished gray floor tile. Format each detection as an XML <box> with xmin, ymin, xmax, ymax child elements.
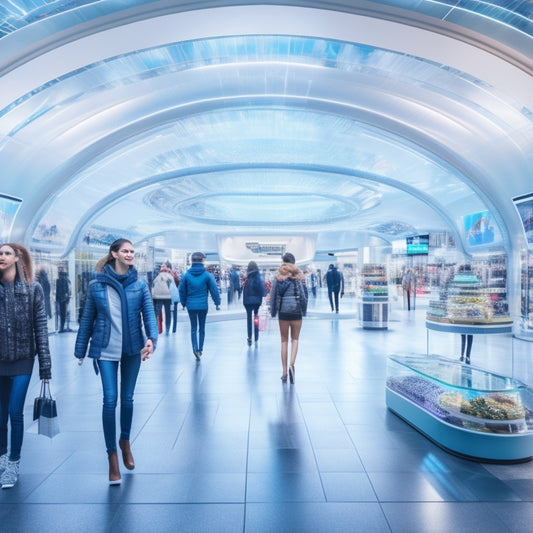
<box><xmin>321</xmin><ymin>472</ymin><xmax>377</xmax><ymax>502</ymax></box>
<box><xmin>453</xmin><ymin>472</ymin><xmax>522</xmax><ymax>501</ymax></box>
<box><xmin>313</xmin><ymin>448</ymin><xmax>365</xmax><ymax>473</ymax></box>
<box><xmin>245</xmin><ymin>502</ymin><xmax>391</xmax><ymax>533</ymax></box>
<box><xmin>382</xmin><ymin>502</ymin><xmax>513</xmax><ymax>533</ymax></box>
<box><xmin>246</xmin><ymin>472</ymin><xmax>325</xmax><ymax>502</ymax></box>
<box><xmin>0</xmin><ymin>503</ymin><xmax>119</xmax><ymax>533</ymax></box>
<box><xmin>483</xmin><ymin>502</ymin><xmax>533</xmax><ymax>533</ymax></box>
<box><xmin>247</xmin><ymin>446</ymin><xmax>317</xmax><ymax>473</ymax></box>
<box><xmin>110</xmin><ymin>503</ymin><xmax>244</xmax><ymax>533</ymax></box>
<box><xmin>369</xmin><ymin>471</ymin><xmax>465</xmax><ymax>502</ymax></box>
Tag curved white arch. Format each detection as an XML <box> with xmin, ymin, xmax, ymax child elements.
<box><xmin>1</xmin><ymin>5</ymin><xmax>532</xmax><ymax>110</ymax></box>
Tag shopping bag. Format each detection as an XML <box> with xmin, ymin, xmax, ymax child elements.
<box><xmin>258</xmin><ymin>314</ymin><xmax>268</xmax><ymax>331</ymax></box>
<box><xmin>170</xmin><ymin>282</ymin><xmax>180</xmax><ymax>304</ymax></box>
<box><xmin>35</xmin><ymin>381</ymin><xmax>60</xmax><ymax>439</ymax></box>
<box><xmin>257</xmin><ymin>305</ymin><xmax>270</xmax><ymax>332</ymax></box>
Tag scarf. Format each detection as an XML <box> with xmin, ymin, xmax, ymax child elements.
<box><xmin>98</xmin><ymin>264</ymin><xmax>137</xmax><ymax>356</ymax></box>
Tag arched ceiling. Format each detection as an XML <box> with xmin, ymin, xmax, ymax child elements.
<box><xmin>0</xmin><ymin>1</ymin><xmax>532</xmax><ymax>262</ymax></box>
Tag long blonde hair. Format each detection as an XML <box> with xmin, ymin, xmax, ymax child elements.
<box><xmin>0</xmin><ymin>242</ymin><xmax>33</xmax><ymax>283</ymax></box>
<box><xmin>95</xmin><ymin>238</ymin><xmax>133</xmax><ymax>272</ymax></box>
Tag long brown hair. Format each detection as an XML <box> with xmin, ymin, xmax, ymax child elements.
<box><xmin>95</xmin><ymin>238</ymin><xmax>133</xmax><ymax>272</ymax></box>
<box><xmin>0</xmin><ymin>242</ymin><xmax>33</xmax><ymax>282</ymax></box>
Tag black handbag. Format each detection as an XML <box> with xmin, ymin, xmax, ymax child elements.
<box><xmin>33</xmin><ymin>381</ymin><xmax>45</xmax><ymax>421</ymax></box>
<box><xmin>34</xmin><ymin>381</ymin><xmax>59</xmax><ymax>438</ymax></box>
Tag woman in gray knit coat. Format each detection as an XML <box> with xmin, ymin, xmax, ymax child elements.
<box><xmin>0</xmin><ymin>243</ymin><xmax>52</xmax><ymax>489</ymax></box>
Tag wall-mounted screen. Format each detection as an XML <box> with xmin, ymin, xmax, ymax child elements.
<box><xmin>0</xmin><ymin>193</ymin><xmax>22</xmax><ymax>241</ymax></box>
<box><xmin>513</xmin><ymin>193</ymin><xmax>533</xmax><ymax>246</ymax></box>
<box><xmin>218</xmin><ymin>235</ymin><xmax>316</xmax><ymax>264</ymax></box>
<box><xmin>406</xmin><ymin>234</ymin><xmax>429</xmax><ymax>255</ymax></box>
<box><xmin>463</xmin><ymin>210</ymin><xmax>495</xmax><ymax>246</ymax></box>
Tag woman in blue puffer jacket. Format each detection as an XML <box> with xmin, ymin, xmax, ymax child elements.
<box><xmin>75</xmin><ymin>238</ymin><xmax>158</xmax><ymax>485</ymax></box>
<box><xmin>178</xmin><ymin>251</ymin><xmax>221</xmax><ymax>361</ymax></box>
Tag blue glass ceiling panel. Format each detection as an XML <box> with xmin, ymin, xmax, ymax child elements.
<box><xmin>0</xmin><ymin>0</ymin><xmax>531</xmax><ymax>38</ymax></box>
<box><xmin>0</xmin><ymin>35</ymin><xmax>530</xmax><ymax>139</ymax></box>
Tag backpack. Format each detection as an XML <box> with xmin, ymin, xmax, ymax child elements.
<box><xmin>280</xmin><ymin>280</ymin><xmax>306</xmax><ymax>315</ymax></box>
<box><xmin>151</xmin><ymin>273</ymin><xmax>171</xmax><ymax>298</ymax></box>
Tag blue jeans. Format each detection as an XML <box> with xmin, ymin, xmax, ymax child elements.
<box><xmin>153</xmin><ymin>299</ymin><xmax>171</xmax><ymax>333</ymax></box>
<box><xmin>172</xmin><ymin>302</ymin><xmax>178</xmax><ymax>333</ymax></box>
<box><xmin>244</xmin><ymin>304</ymin><xmax>261</xmax><ymax>341</ymax></box>
<box><xmin>328</xmin><ymin>290</ymin><xmax>340</xmax><ymax>312</ymax></box>
<box><xmin>187</xmin><ymin>309</ymin><xmax>208</xmax><ymax>353</ymax></box>
<box><xmin>0</xmin><ymin>374</ymin><xmax>32</xmax><ymax>461</ymax></box>
<box><xmin>97</xmin><ymin>356</ymin><xmax>141</xmax><ymax>454</ymax></box>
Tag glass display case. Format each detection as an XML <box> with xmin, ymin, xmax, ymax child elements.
<box><xmin>427</xmin><ymin>270</ymin><xmax>511</xmax><ymax>325</ymax></box>
<box><xmin>359</xmin><ymin>263</ymin><xmax>389</xmax><ymax>329</ymax></box>
<box><xmin>386</xmin><ymin>355</ymin><xmax>533</xmax><ymax>462</ymax></box>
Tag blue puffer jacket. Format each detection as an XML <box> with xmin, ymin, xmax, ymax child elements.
<box><xmin>179</xmin><ymin>262</ymin><xmax>221</xmax><ymax>311</ymax></box>
<box><xmin>242</xmin><ymin>269</ymin><xmax>266</xmax><ymax>306</ymax></box>
<box><xmin>74</xmin><ymin>265</ymin><xmax>158</xmax><ymax>361</ymax></box>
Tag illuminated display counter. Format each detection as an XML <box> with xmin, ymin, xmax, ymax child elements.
<box><xmin>386</xmin><ymin>355</ymin><xmax>533</xmax><ymax>463</ymax></box>
<box><xmin>359</xmin><ymin>264</ymin><xmax>389</xmax><ymax>330</ymax></box>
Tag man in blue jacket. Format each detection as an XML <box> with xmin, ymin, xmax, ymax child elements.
<box><xmin>179</xmin><ymin>252</ymin><xmax>221</xmax><ymax>360</ymax></box>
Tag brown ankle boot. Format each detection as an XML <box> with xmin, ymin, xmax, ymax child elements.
<box><xmin>108</xmin><ymin>452</ymin><xmax>121</xmax><ymax>485</ymax></box>
<box><xmin>119</xmin><ymin>439</ymin><xmax>135</xmax><ymax>470</ymax></box>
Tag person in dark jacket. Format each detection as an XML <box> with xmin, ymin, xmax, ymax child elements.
<box><xmin>179</xmin><ymin>252</ymin><xmax>221</xmax><ymax>361</ymax></box>
<box><xmin>227</xmin><ymin>266</ymin><xmax>241</xmax><ymax>306</ymax></box>
<box><xmin>75</xmin><ymin>238</ymin><xmax>158</xmax><ymax>485</ymax></box>
<box><xmin>325</xmin><ymin>264</ymin><xmax>344</xmax><ymax>313</ymax></box>
<box><xmin>242</xmin><ymin>261</ymin><xmax>266</xmax><ymax>346</ymax></box>
<box><xmin>36</xmin><ymin>266</ymin><xmax>52</xmax><ymax>319</ymax></box>
<box><xmin>270</xmin><ymin>253</ymin><xmax>308</xmax><ymax>384</ymax></box>
<box><xmin>151</xmin><ymin>263</ymin><xmax>174</xmax><ymax>335</ymax></box>
<box><xmin>402</xmin><ymin>267</ymin><xmax>416</xmax><ymax>311</ymax></box>
<box><xmin>55</xmin><ymin>265</ymin><xmax>71</xmax><ymax>332</ymax></box>
<box><xmin>0</xmin><ymin>243</ymin><xmax>52</xmax><ymax>489</ymax></box>
<box><xmin>166</xmin><ymin>262</ymin><xmax>180</xmax><ymax>334</ymax></box>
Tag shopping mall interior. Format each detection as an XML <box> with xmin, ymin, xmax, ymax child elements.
<box><xmin>0</xmin><ymin>1</ymin><xmax>533</xmax><ymax>532</ymax></box>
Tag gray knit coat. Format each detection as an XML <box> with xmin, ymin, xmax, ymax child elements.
<box><xmin>0</xmin><ymin>280</ymin><xmax>52</xmax><ymax>379</ymax></box>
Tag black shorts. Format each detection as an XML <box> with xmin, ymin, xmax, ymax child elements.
<box><xmin>278</xmin><ymin>312</ymin><xmax>302</xmax><ymax>321</ymax></box>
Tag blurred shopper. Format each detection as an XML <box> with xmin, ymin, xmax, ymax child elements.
<box><xmin>179</xmin><ymin>252</ymin><xmax>221</xmax><ymax>361</ymax></box>
<box><xmin>75</xmin><ymin>238</ymin><xmax>158</xmax><ymax>485</ymax></box>
<box><xmin>270</xmin><ymin>253</ymin><xmax>308</xmax><ymax>384</ymax></box>
<box><xmin>167</xmin><ymin>262</ymin><xmax>180</xmax><ymax>334</ymax></box>
<box><xmin>227</xmin><ymin>265</ymin><xmax>241</xmax><ymax>306</ymax></box>
<box><xmin>151</xmin><ymin>263</ymin><xmax>174</xmax><ymax>335</ymax></box>
<box><xmin>402</xmin><ymin>267</ymin><xmax>416</xmax><ymax>311</ymax></box>
<box><xmin>0</xmin><ymin>243</ymin><xmax>52</xmax><ymax>489</ymax></box>
<box><xmin>307</xmin><ymin>270</ymin><xmax>318</xmax><ymax>299</ymax></box>
<box><xmin>36</xmin><ymin>266</ymin><xmax>52</xmax><ymax>319</ymax></box>
<box><xmin>325</xmin><ymin>263</ymin><xmax>344</xmax><ymax>313</ymax></box>
<box><xmin>56</xmin><ymin>265</ymin><xmax>71</xmax><ymax>331</ymax></box>
<box><xmin>242</xmin><ymin>261</ymin><xmax>266</xmax><ymax>346</ymax></box>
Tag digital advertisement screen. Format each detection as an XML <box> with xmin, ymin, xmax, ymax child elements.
<box><xmin>406</xmin><ymin>234</ymin><xmax>429</xmax><ymax>255</ymax></box>
<box><xmin>0</xmin><ymin>193</ymin><xmax>22</xmax><ymax>241</ymax></box>
<box><xmin>513</xmin><ymin>193</ymin><xmax>533</xmax><ymax>247</ymax></box>
<box><xmin>463</xmin><ymin>210</ymin><xmax>495</xmax><ymax>246</ymax></box>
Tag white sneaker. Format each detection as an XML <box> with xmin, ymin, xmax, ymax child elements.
<box><xmin>1</xmin><ymin>460</ymin><xmax>19</xmax><ymax>489</ymax></box>
<box><xmin>0</xmin><ymin>454</ymin><xmax>8</xmax><ymax>473</ymax></box>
